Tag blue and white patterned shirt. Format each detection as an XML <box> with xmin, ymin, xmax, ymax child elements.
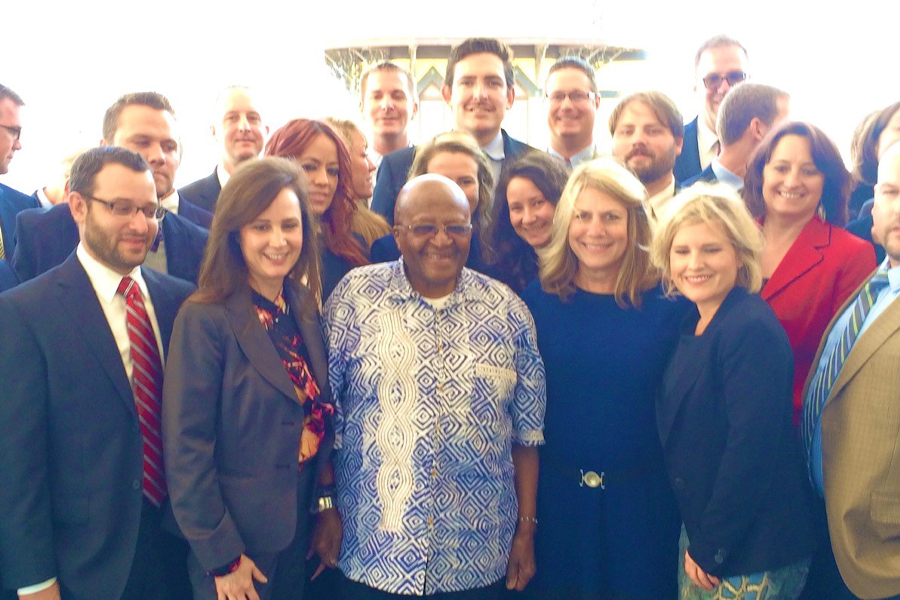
<box><xmin>324</xmin><ymin>260</ymin><xmax>546</xmax><ymax>596</ymax></box>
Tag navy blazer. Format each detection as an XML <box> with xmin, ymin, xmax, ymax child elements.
<box><xmin>370</xmin><ymin>129</ymin><xmax>532</xmax><ymax>225</ymax></box>
<box><xmin>0</xmin><ymin>255</ymin><xmax>194</xmax><ymax>598</ymax></box>
<box><xmin>0</xmin><ymin>260</ymin><xmax>18</xmax><ymax>293</ymax></box>
<box><xmin>11</xmin><ymin>203</ymin><xmax>208</xmax><ymax>285</ymax></box>
<box><xmin>680</xmin><ymin>163</ymin><xmax>718</xmax><ymax>189</ymax></box>
<box><xmin>178</xmin><ymin>169</ymin><xmax>221</xmax><ymax>214</ymax></box>
<box><xmin>178</xmin><ymin>196</ymin><xmax>213</xmax><ymax>229</ymax></box>
<box><xmin>658</xmin><ymin>288</ymin><xmax>814</xmax><ymax>577</ymax></box>
<box><xmin>674</xmin><ymin>117</ymin><xmax>703</xmax><ymax>185</ymax></box>
<box><xmin>162</xmin><ymin>282</ymin><xmax>333</xmax><ymax>570</ymax></box>
<box><xmin>0</xmin><ymin>182</ymin><xmax>39</xmax><ymax>259</ymax></box>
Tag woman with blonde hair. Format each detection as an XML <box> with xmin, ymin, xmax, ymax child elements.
<box><xmin>522</xmin><ymin>157</ymin><xmax>685</xmax><ymax>600</ymax></box>
<box><xmin>370</xmin><ymin>131</ymin><xmax>493</xmax><ymax>272</ymax></box>
<box><xmin>323</xmin><ymin>117</ymin><xmax>391</xmax><ymax>247</ymax></box>
<box><xmin>651</xmin><ymin>183</ymin><xmax>814</xmax><ymax>600</ymax></box>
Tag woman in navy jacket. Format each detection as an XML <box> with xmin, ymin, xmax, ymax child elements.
<box><xmin>651</xmin><ymin>183</ymin><xmax>814</xmax><ymax>599</ymax></box>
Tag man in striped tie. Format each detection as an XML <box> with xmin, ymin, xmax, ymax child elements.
<box><xmin>800</xmin><ymin>140</ymin><xmax>900</xmax><ymax>600</ymax></box>
<box><xmin>0</xmin><ymin>147</ymin><xmax>194</xmax><ymax>600</ymax></box>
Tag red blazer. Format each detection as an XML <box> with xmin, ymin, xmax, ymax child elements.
<box><xmin>762</xmin><ymin>216</ymin><xmax>876</xmax><ymax>425</ymax></box>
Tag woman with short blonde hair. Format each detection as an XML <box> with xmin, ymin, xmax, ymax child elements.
<box><xmin>651</xmin><ymin>182</ymin><xmax>814</xmax><ymax>600</ymax></box>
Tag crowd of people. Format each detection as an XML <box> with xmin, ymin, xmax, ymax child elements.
<box><xmin>0</xmin><ymin>33</ymin><xmax>898</xmax><ymax>600</ymax></box>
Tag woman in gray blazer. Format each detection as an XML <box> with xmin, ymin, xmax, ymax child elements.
<box><xmin>162</xmin><ymin>158</ymin><xmax>336</xmax><ymax>600</ymax></box>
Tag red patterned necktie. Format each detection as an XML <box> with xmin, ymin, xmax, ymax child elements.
<box><xmin>117</xmin><ymin>276</ymin><xmax>167</xmax><ymax>506</ymax></box>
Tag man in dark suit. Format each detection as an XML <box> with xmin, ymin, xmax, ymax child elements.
<box><xmin>12</xmin><ymin>93</ymin><xmax>209</xmax><ymax>285</ymax></box>
<box><xmin>179</xmin><ymin>86</ymin><xmax>268</xmax><ymax>213</ymax></box>
<box><xmin>674</xmin><ymin>36</ymin><xmax>750</xmax><ymax>185</ymax></box>
<box><xmin>103</xmin><ymin>92</ymin><xmax>212</xmax><ymax>228</ymax></box>
<box><xmin>371</xmin><ymin>38</ymin><xmax>533</xmax><ymax>224</ymax></box>
<box><xmin>681</xmin><ymin>83</ymin><xmax>790</xmax><ymax>191</ymax></box>
<box><xmin>0</xmin><ymin>84</ymin><xmax>40</xmax><ymax>260</ymax></box>
<box><xmin>0</xmin><ymin>147</ymin><xmax>193</xmax><ymax>600</ymax></box>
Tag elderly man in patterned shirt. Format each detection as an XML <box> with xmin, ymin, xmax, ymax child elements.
<box><xmin>323</xmin><ymin>174</ymin><xmax>546</xmax><ymax>599</ymax></box>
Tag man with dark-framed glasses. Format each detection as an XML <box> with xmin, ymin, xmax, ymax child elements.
<box><xmin>0</xmin><ymin>147</ymin><xmax>194</xmax><ymax>600</ymax></box>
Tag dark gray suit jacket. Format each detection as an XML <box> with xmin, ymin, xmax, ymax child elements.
<box><xmin>162</xmin><ymin>282</ymin><xmax>333</xmax><ymax>571</ymax></box>
<box><xmin>0</xmin><ymin>255</ymin><xmax>194</xmax><ymax>599</ymax></box>
<box><xmin>179</xmin><ymin>169</ymin><xmax>221</xmax><ymax>214</ymax></box>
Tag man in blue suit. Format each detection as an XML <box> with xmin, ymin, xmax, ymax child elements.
<box><xmin>681</xmin><ymin>82</ymin><xmax>790</xmax><ymax>191</ymax></box>
<box><xmin>12</xmin><ymin>92</ymin><xmax>209</xmax><ymax>285</ymax></box>
<box><xmin>179</xmin><ymin>86</ymin><xmax>268</xmax><ymax>213</ymax></box>
<box><xmin>0</xmin><ymin>84</ymin><xmax>40</xmax><ymax>262</ymax></box>
<box><xmin>674</xmin><ymin>36</ymin><xmax>750</xmax><ymax>185</ymax></box>
<box><xmin>371</xmin><ymin>38</ymin><xmax>533</xmax><ymax>224</ymax></box>
<box><xmin>0</xmin><ymin>147</ymin><xmax>193</xmax><ymax>600</ymax></box>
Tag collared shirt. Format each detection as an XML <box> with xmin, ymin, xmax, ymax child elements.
<box><xmin>710</xmin><ymin>158</ymin><xmax>744</xmax><ymax>191</ymax></box>
<box><xmin>809</xmin><ymin>260</ymin><xmax>900</xmax><ymax>495</ymax></box>
<box><xmin>324</xmin><ymin>260</ymin><xmax>546</xmax><ymax>596</ymax></box>
<box><xmin>647</xmin><ymin>178</ymin><xmax>677</xmax><ymax>223</ymax></box>
<box><xmin>159</xmin><ymin>189</ymin><xmax>180</xmax><ymax>215</ymax></box>
<box><xmin>696</xmin><ymin>118</ymin><xmax>720</xmax><ymax>170</ymax></box>
<box><xmin>76</xmin><ymin>243</ymin><xmax>166</xmax><ymax>385</ymax></box>
<box><xmin>481</xmin><ymin>131</ymin><xmax>506</xmax><ymax>186</ymax></box>
<box><xmin>216</xmin><ymin>163</ymin><xmax>231</xmax><ymax>190</ymax></box>
<box><xmin>548</xmin><ymin>144</ymin><xmax>598</xmax><ymax>169</ymax></box>
<box><xmin>35</xmin><ymin>187</ymin><xmax>53</xmax><ymax>208</ymax></box>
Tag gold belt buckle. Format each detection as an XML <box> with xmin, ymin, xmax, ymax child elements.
<box><xmin>580</xmin><ymin>469</ymin><xmax>604</xmax><ymax>489</ymax></box>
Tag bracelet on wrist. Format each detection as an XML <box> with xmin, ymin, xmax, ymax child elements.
<box><xmin>518</xmin><ymin>516</ymin><xmax>538</xmax><ymax>526</ymax></box>
<box><xmin>207</xmin><ymin>555</ymin><xmax>241</xmax><ymax>577</ymax></box>
<box><xmin>313</xmin><ymin>495</ymin><xmax>335</xmax><ymax>514</ymax></box>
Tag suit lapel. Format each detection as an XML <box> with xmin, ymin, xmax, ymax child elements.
<box><xmin>225</xmin><ymin>288</ymin><xmax>298</xmax><ymax>403</ymax></box>
<box><xmin>761</xmin><ymin>218</ymin><xmax>829</xmax><ymax>301</ymax></box>
<box><xmin>55</xmin><ymin>254</ymin><xmax>136</xmax><ymax>418</ymax></box>
<box><xmin>829</xmin><ymin>282</ymin><xmax>900</xmax><ymax>402</ymax></box>
<box><xmin>657</xmin><ymin>304</ymin><xmax>706</xmax><ymax>447</ymax></box>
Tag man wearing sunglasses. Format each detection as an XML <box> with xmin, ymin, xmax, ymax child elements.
<box><xmin>674</xmin><ymin>35</ymin><xmax>750</xmax><ymax>185</ymax></box>
<box><xmin>0</xmin><ymin>147</ymin><xmax>194</xmax><ymax>600</ymax></box>
<box><xmin>0</xmin><ymin>84</ymin><xmax>39</xmax><ymax>268</ymax></box>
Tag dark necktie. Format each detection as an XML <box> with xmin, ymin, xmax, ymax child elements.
<box><xmin>802</xmin><ymin>270</ymin><xmax>891</xmax><ymax>454</ymax></box>
<box><xmin>117</xmin><ymin>276</ymin><xmax>167</xmax><ymax>506</ymax></box>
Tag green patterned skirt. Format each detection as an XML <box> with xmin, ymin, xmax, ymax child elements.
<box><xmin>678</xmin><ymin>526</ymin><xmax>810</xmax><ymax>600</ymax></box>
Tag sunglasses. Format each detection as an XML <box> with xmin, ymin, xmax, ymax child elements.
<box><xmin>702</xmin><ymin>71</ymin><xmax>747</xmax><ymax>90</ymax></box>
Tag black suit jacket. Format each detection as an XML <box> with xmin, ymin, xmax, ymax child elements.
<box><xmin>178</xmin><ymin>196</ymin><xmax>214</xmax><ymax>229</ymax></box>
<box><xmin>0</xmin><ymin>260</ymin><xmax>17</xmax><ymax>293</ymax></box>
<box><xmin>179</xmin><ymin>169</ymin><xmax>221</xmax><ymax>214</ymax></box>
<box><xmin>11</xmin><ymin>203</ymin><xmax>208</xmax><ymax>284</ymax></box>
<box><xmin>674</xmin><ymin>117</ymin><xmax>703</xmax><ymax>185</ymax></box>
<box><xmin>162</xmin><ymin>282</ymin><xmax>333</xmax><ymax>570</ymax></box>
<box><xmin>370</xmin><ymin>129</ymin><xmax>533</xmax><ymax>225</ymax></box>
<box><xmin>658</xmin><ymin>288</ymin><xmax>814</xmax><ymax>577</ymax></box>
<box><xmin>0</xmin><ymin>182</ymin><xmax>39</xmax><ymax>259</ymax></box>
<box><xmin>0</xmin><ymin>255</ymin><xmax>194</xmax><ymax>599</ymax></box>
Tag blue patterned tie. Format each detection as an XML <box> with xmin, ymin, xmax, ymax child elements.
<box><xmin>802</xmin><ymin>270</ymin><xmax>891</xmax><ymax>454</ymax></box>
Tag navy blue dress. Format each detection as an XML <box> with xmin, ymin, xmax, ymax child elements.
<box><xmin>522</xmin><ymin>281</ymin><xmax>686</xmax><ymax>600</ymax></box>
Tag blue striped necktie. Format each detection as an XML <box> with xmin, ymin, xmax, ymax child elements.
<box><xmin>802</xmin><ymin>270</ymin><xmax>891</xmax><ymax>453</ymax></box>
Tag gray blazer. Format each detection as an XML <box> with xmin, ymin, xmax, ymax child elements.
<box><xmin>161</xmin><ymin>281</ymin><xmax>333</xmax><ymax>571</ymax></box>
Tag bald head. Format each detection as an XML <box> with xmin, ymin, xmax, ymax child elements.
<box><xmin>395</xmin><ymin>173</ymin><xmax>471</xmax><ymax>224</ymax></box>
<box><xmin>873</xmin><ymin>141</ymin><xmax>900</xmax><ymax>267</ymax></box>
<box><xmin>393</xmin><ymin>174</ymin><xmax>474</xmax><ymax>298</ymax></box>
